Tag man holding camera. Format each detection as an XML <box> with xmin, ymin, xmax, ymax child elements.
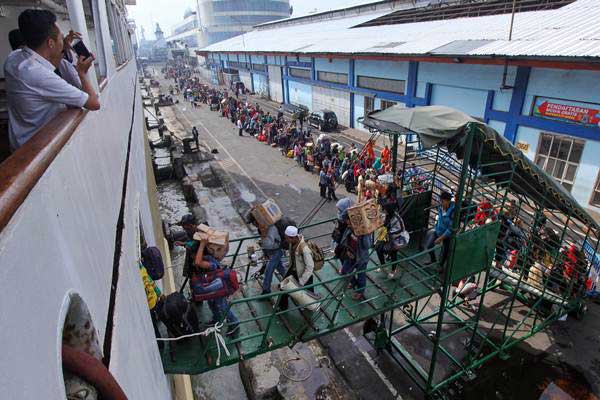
<box><xmin>4</xmin><ymin>9</ymin><xmax>101</xmax><ymax>150</ymax></box>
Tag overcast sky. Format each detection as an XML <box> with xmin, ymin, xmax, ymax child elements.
<box><xmin>128</xmin><ymin>0</ymin><xmax>369</xmax><ymax>39</ymax></box>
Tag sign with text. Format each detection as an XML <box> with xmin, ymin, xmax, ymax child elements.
<box><xmin>532</xmin><ymin>97</ymin><xmax>600</xmax><ymax>127</ymax></box>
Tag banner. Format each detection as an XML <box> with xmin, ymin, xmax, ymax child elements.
<box><xmin>532</xmin><ymin>97</ymin><xmax>600</xmax><ymax>127</ymax></box>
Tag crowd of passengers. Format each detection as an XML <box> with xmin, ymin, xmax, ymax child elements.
<box><xmin>160</xmin><ymin>60</ymin><xmax>592</xmax><ymax>309</ymax></box>
<box><xmin>144</xmin><ymin>63</ymin><xmax>592</xmax><ymax>339</ymax></box>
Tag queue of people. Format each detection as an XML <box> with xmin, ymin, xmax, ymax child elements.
<box><xmin>159</xmin><ymin>60</ymin><xmax>594</xmax><ymax>324</ymax></box>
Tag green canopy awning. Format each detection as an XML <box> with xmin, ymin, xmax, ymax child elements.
<box><xmin>361</xmin><ymin>105</ymin><xmax>598</xmax><ymax>229</ymax></box>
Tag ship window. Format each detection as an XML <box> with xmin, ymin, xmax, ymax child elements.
<box><xmin>106</xmin><ymin>0</ymin><xmax>131</xmax><ymax>66</ymax></box>
<box><xmin>61</xmin><ymin>292</ymin><xmax>126</xmax><ymax>398</ymax></box>
<box><xmin>80</xmin><ymin>0</ymin><xmax>107</xmax><ymax>84</ymax></box>
<box><xmin>61</xmin><ymin>292</ymin><xmax>103</xmax><ymax>396</ymax></box>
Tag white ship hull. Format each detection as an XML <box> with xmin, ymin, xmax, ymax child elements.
<box><xmin>0</xmin><ymin>60</ymin><xmax>171</xmax><ymax>399</ymax></box>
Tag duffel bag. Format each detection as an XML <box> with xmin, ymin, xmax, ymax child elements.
<box><xmin>191</xmin><ymin>269</ymin><xmax>239</xmax><ymax>302</ymax></box>
<box><xmin>280</xmin><ymin>276</ymin><xmax>321</xmax><ymax>312</ymax></box>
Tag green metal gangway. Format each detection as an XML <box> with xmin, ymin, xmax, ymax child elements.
<box><xmin>160</xmin><ymin>107</ymin><xmax>599</xmax><ymax>399</ymax></box>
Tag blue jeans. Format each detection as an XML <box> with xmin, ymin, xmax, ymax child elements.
<box><xmin>341</xmin><ymin>258</ymin><xmax>367</xmax><ymax>293</ymax></box>
<box><xmin>423</xmin><ymin>229</ymin><xmax>450</xmax><ymax>264</ymax></box>
<box><xmin>424</xmin><ymin>229</ymin><xmax>440</xmax><ymax>263</ymax></box>
<box><xmin>262</xmin><ymin>248</ymin><xmax>286</xmax><ymax>292</ymax></box>
<box><xmin>208</xmin><ymin>296</ymin><xmax>239</xmax><ymax>326</ymax></box>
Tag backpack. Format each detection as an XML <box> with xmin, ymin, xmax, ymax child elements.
<box><xmin>275</xmin><ymin>216</ymin><xmax>298</xmax><ymax>249</ymax></box>
<box><xmin>157</xmin><ymin>292</ymin><xmax>200</xmax><ymax>338</ymax></box>
<box><xmin>304</xmin><ymin>241</ymin><xmax>325</xmax><ymax>271</ymax></box>
<box><xmin>141</xmin><ymin>246</ymin><xmax>165</xmax><ymax>281</ymax></box>
<box><xmin>334</xmin><ymin>228</ymin><xmax>357</xmax><ymax>262</ymax></box>
<box><xmin>190</xmin><ymin>268</ymin><xmax>240</xmax><ymax>302</ymax></box>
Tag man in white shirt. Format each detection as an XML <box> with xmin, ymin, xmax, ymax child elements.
<box><xmin>4</xmin><ymin>9</ymin><xmax>100</xmax><ymax>151</ymax></box>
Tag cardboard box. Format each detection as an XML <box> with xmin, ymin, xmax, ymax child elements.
<box><xmin>347</xmin><ymin>199</ymin><xmax>383</xmax><ymax>236</ymax></box>
<box><xmin>251</xmin><ymin>199</ymin><xmax>282</xmax><ymax>227</ymax></box>
<box><xmin>193</xmin><ymin>224</ymin><xmax>230</xmax><ymax>260</ymax></box>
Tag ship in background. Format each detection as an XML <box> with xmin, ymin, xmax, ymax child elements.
<box><xmin>0</xmin><ymin>0</ymin><xmax>174</xmax><ymax>398</ymax></box>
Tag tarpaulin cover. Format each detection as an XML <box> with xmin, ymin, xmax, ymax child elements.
<box><xmin>362</xmin><ymin>105</ymin><xmax>599</xmax><ymax>229</ymax></box>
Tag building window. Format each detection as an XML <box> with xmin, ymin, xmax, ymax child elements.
<box><xmin>381</xmin><ymin>100</ymin><xmax>396</xmax><ymax>110</ymax></box>
<box><xmin>364</xmin><ymin>97</ymin><xmax>374</xmax><ymax>114</ymax></box>
<box><xmin>252</xmin><ymin>63</ymin><xmax>266</xmax><ymax>72</ymax></box>
<box><xmin>317</xmin><ymin>71</ymin><xmax>348</xmax><ymax>85</ymax></box>
<box><xmin>534</xmin><ymin>133</ymin><xmax>584</xmax><ymax>192</ymax></box>
<box><xmin>356</xmin><ymin>75</ymin><xmax>405</xmax><ymax>94</ymax></box>
<box><xmin>289</xmin><ymin>67</ymin><xmax>311</xmax><ymax>80</ymax></box>
<box><xmin>591</xmin><ymin>173</ymin><xmax>600</xmax><ymax>207</ymax></box>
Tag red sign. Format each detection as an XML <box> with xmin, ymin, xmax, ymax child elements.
<box><xmin>534</xmin><ymin>99</ymin><xmax>600</xmax><ymax>126</ymax></box>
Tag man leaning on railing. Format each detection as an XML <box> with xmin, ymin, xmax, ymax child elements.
<box><xmin>4</xmin><ymin>9</ymin><xmax>100</xmax><ymax>151</ymax></box>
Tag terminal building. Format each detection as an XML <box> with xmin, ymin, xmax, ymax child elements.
<box><xmin>196</xmin><ymin>0</ymin><xmax>291</xmax><ymax>47</ymax></box>
<box><xmin>166</xmin><ymin>1</ymin><xmax>292</xmax><ymax>65</ymax></box>
<box><xmin>198</xmin><ymin>0</ymin><xmax>600</xmax><ymax>215</ymax></box>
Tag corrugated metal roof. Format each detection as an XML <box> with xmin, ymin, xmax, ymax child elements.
<box><xmin>202</xmin><ymin>0</ymin><xmax>600</xmax><ymax>59</ymax></box>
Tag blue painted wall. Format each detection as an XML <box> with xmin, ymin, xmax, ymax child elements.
<box><xmin>267</xmin><ymin>55</ymin><xmax>285</xmax><ymax>65</ymax></box>
<box><xmin>575</xmin><ymin>141</ymin><xmax>600</xmax><ymax>210</ymax></box>
<box><xmin>430</xmin><ymin>85</ymin><xmax>489</xmax><ymax>119</ymax></box>
<box><xmin>354</xmin><ymin>94</ymin><xmax>366</xmax><ymax>130</ymax></box>
<box><xmin>288</xmin><ymin>80</ymin><xmax>312</xmax><ymax>108</ymax></box>
<box><xmin>250</xmin><ymin>54</ymin><xmax>264</xmax><ymax>64</ymax></box>
<box><xmin>354</xmin><ymin>60</ymin><xmax>409</xmax><ymax>85</ymax></box>
<box><xmin>417</xmin><ymin>63</ymin><xmax>515</xmax><ymax>114</ymax></box>
<box><xmin>522</xmin><ymin>68</ymin><xmax>600</xmax><ymax>115</ymax></box>
<box><xmin>315</xmin><ymin>58</ymin><xmax>349</xmax><ymax>74</ymax></box>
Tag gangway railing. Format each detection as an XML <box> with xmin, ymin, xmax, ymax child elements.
<box><xmin>160</xmin><ymin>117</ymin><xmax>598</xmax><ymax>399</ymax></box>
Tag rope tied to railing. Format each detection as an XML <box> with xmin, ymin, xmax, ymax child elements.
<box><xmin>156</xmin><ymin>322</ymin><xmax>231</xmax><ymax>366</ymax></box>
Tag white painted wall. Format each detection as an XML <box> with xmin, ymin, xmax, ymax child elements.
<box><xmin>268</xmin><ymin>65</ymin><xmax>283</xmax><ymax>103</ymax></box>
<box><xmin>252</xmin><ymin>73</ymin><xmax>268</xmax><ymax>98</ymax></box>
<box><xmin>288</xmin><ymin>80</ymin><xmax>312</xmax><ymax>109</ymax></box>
<box><xmin>0</xmin><ymin>62</ymin><xmax>170</xmax><ymax>399</ymax></box>
<box><xmin>312</xmin><ymin>86</ymin><xmax>350</xmax><ymax>127</ymax></box>
<box><xmin>239</xmin><ymin>70</ymin><xmax>252</xmax><ymax>93</ymax></box>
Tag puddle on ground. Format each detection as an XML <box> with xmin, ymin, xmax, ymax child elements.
<box><xmin>156</xmin><ymin>181</ymin><xmax>190</xmax><ymax>224</ymax></box>
<box><xmin>239</xmin><ymin>186</ymin><xmax>257</xmax><ymax>203</ymax></box>
<box><xmin>457</xmin><ymin>347</ymin><xmax>598</xmax><ymax>400</ymax></box>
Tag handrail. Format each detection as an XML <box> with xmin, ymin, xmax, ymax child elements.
<box><xmin>0</xmin><ymin>61</ymin><xmax>135</xmax><ymax>234</ymax></box>
<box><xmin>0</xmin><ymin>109</ymin><xmax>86</xmax><ymax>232</ymax></box>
